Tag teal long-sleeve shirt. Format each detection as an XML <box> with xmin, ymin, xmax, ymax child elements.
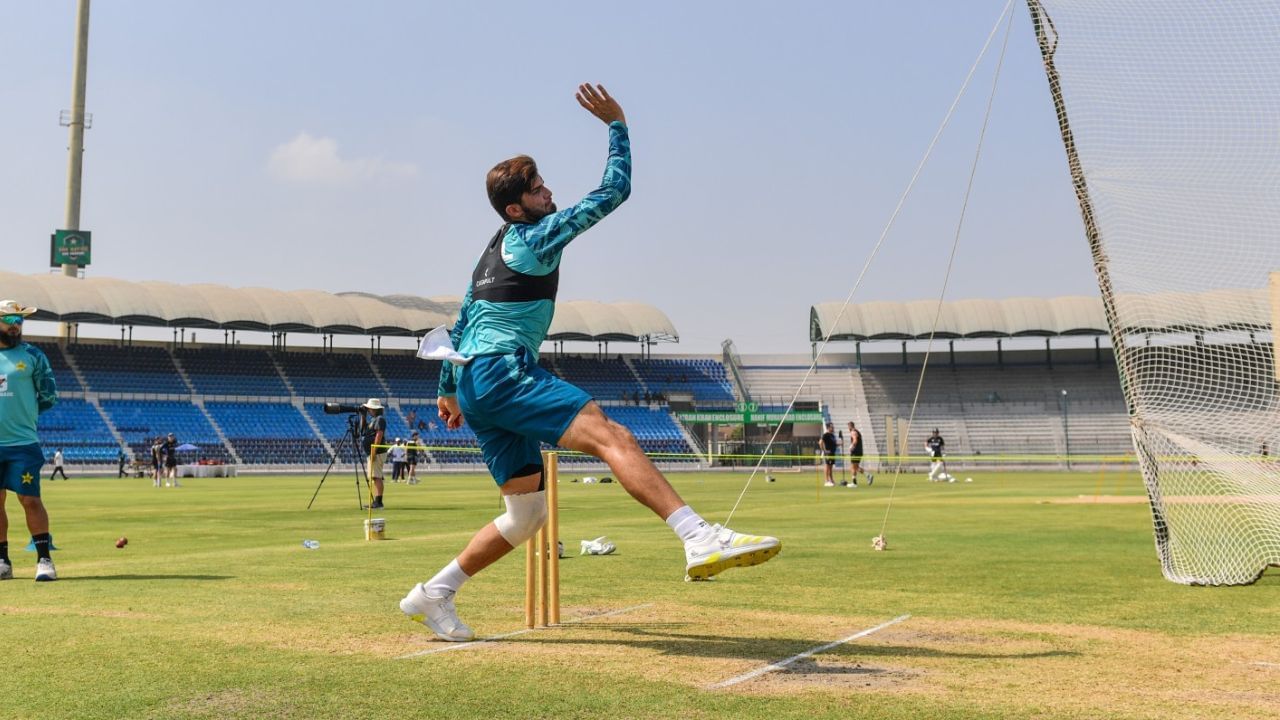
<box><xmin>439</xmin><ymin>121</ymin><xmax>632</xmax><ymax>396</ymax></box>
<box><xmin>0</xmin><ymin>342</ymin><xmax>58</xmax><ymax>446</ymax></box>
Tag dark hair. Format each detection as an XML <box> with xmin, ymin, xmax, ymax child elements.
<box><xmin>486</xmin><ymin>155</ymin><xmax>538</xmax><ymax>221</ymax></box>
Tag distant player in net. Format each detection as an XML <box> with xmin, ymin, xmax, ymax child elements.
<box><xmin>400</xmin><ymin>84</ymin><xmax>781</xmax><ymax>642</ymax></box>
<box><xmin>926</xmin><ymin>428</ymin><xmax>947</xmax><ymax>481</ymax></box>
<box><xmin>847</xmin><ymin>421</ymin><xmax>871</xmax><ymax>487</ymax></box>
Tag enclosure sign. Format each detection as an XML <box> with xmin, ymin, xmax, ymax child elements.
<box><xmin>51</xmin><ymin>230</ymin><xmax>92</xmax><ymax>266</ymax></box>
<box><xmin>677</xmin><ymin>409</ymin><xmax>823</xmax><ymax>424</ymax></box>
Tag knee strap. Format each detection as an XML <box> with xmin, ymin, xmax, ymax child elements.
<box><xmin>494</xmin><ymin>490</ymin><xmax>548</xmax><ymax>547</ymax></box>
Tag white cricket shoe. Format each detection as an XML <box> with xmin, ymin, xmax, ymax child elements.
<box><xmin>399</xmin><ymin>584</ymin><xmax>474</xmax><ymax>642</ymax></box>
<box><xmin>35</xmin><ymin>558</ymin><xmax>57</xmax><ymax>582</ymax></box>
<box><xmin>0</xmin><ymin>559</ymin><xmax>12</xmax><ymax>580</ymax></box>
<box><xmin>684</xmin><ymin>524</ymin><xmax>781</xmax><ymax>581</ymax></box>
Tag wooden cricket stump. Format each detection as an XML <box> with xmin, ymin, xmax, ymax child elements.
<box><xmin>524</xmin><ymin>451</ymin><xmax>560</xmax><ymax>628</ymax></box>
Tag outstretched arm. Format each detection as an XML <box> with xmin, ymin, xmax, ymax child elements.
<box><xmin>521</xmin><ymin>85</ymin><xmax>632</xmax><ymax>264</ymax></box>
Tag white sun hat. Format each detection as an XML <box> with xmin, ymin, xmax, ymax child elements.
<box><xmin>0</xmin><ymin>300</ymin><xmax>37</xmax><ymax>317</ymax></box>
<box><xmin>362</xmin><ymin>398</ymin><xmax>384</xmax><ymax>410</ymax></box>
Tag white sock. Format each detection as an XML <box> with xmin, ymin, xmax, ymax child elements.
<box><xmin>424</xmin><ymin>559</ymin><xmax>470</xmax><ymax>598</ymax></box>
<box><xmin>666</xmin><ymin>505</ymin><xmax>710</xmax><ymax>542</ymax></box>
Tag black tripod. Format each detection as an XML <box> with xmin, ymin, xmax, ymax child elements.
<box><xmin>308</xmin><ymin>414</ymin><xmax>371</xmax><ymax>509</ymax></box>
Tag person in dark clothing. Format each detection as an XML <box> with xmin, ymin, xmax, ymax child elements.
<box><xmin>818</xmin><ymin>423</ymin><xmax>838</xmax><ymax>487</ymax></box>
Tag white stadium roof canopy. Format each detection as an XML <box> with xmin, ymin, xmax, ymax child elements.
<box><xmin>810</xmin><ymin>289</ymin><xmax>1271</xmax><ymax>342</ymax></box>
<box><xmin>0</xmin><ymin>271</ymin><xmax>678</xmax><ymax>342</ymax></box>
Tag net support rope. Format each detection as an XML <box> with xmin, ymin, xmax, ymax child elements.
<box><xmin>878</xmin><ymin>5</ymin><xmax>1017</xmax><ymax>538</ymax></box>
<box><xmin>723</xmin><ymin>0</ymin><xmax>1016</xmax><ymax>526</ymax></box>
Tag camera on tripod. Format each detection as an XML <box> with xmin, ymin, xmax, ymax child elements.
<box><xmin>324</xmin><ymin>402</ymin><xmax>367</xmax><ymax>415</ymax></box>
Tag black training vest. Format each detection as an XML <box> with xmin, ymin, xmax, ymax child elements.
<box><xmin>470</xmin><ymin>224</ymin><xmax>559</xmax><ymax>303</ymax></box>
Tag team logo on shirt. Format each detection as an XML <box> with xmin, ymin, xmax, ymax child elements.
<box><xmin>14</xmin><ymin>361</ymin><xmax>25</xmax><ymax>371</ymax></box>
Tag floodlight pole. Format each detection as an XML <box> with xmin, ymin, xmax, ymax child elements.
<box><xmin>60</xmin><ymin>0</ymin><xmax>92</xmax><ymax>334</ymax></box>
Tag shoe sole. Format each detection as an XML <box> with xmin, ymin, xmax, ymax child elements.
<box><xmin>399</xmin><ymin>596</ymin><xmax>474</xmax><ymax>643</ymax></box>
<box><xmin>36</xmin><ymin>575</ymin><xmax>56</xmax><ymax>582</ymax></box>
<box><xmin>686</xmin><ymin>542</ymin><xmax>781</xmax><ymax>580</ymax></box>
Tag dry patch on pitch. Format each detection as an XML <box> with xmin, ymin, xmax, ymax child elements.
<box><xmin>384</xmin><ymin>605</ymin><xmax>1279</xmax><ymax>719</ymax></box>
<box><xmin>725</xmin><ymin>616</ymin><xmax>1279</xmax><ymax>720</ymax></box>
<box><xmin>206</xmin><ymin>604</ymin><xmax>1278</xmax><ymax>718</ymax></box>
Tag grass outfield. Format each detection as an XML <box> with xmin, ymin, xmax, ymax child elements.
<box><xmin>5</xmin><ymin>469</ymin><xmax>1278</xmax><ymax>720</ymax></box>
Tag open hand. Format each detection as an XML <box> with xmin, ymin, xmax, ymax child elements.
<box><xmin>576</xmin><ymin>83</ymin><xmax>626</xmax><ymax>126</ymax></box>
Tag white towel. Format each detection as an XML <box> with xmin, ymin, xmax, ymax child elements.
<box><xmin>418</xmin><ymin>325</ymin><xmax>472</xmax><ymax>366</ymax></box>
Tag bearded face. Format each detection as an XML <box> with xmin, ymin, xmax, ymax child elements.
<box><xmin>0</xmin><ymin>318</ymin><xmax>22</xmax><ymax>348</ymax></box>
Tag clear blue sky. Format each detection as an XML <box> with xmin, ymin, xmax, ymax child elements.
<box><xmin>0</xmin><ymin>1</ymin><xmax>1097</xmax><ymax>353</ymax></box>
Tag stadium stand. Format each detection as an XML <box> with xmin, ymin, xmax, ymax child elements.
<box><xmin>100</xmin><ymin>399</ymin><xmax>233</xmax><ymax>463</ymax></box>
<box><xmin>24</xmin><ymin>336</ymin><xmax>1140</xmax><ymax>471</ymax></box>
<box><xmin>273</xmin><ymin>351</ymin><xmax>384</xmax><ymax>400</ymax></box>
<box><xmin>40</xmin><ymin>344</ymin><xmax>82</xmax><ymax>393</ymax></box>
<box><xmin>36</xmin><ymin>398</ymin><xmax>117</xmax><ymax>464</ymax></box>
<box><xmin>543</xmin><ymin>355</ymin><xmax>643</xmax><ymax>401</ymax></box>
<box><xmin>629</xmin><ymin>357</ymin><xmax>735</xmax><ymax>403</ymax></box>
<box><xmin>205</xmin><ymin>401</ymin><xmax>330</xmax><ymax>464</ymax></box>
<box><xmin>858</xmin><ymin>359</ymin><xmax>1128</xmax><ymax>458</ymax></box>
<box><xmin>601</xmin><ymin>406</ymin><xmax>696</xmax><ymax>462</ymax></box>
<box><xmin>175</xmin><ymin>347</ymin><xmax>289</xmax><ymax>397</ymax></box>
<box><xmin>370</xmin><ymin>354</ymin><xmax>442</xmax><ymax>399</ymax></box>
<box><xmin>67</xmin><ymin>344</ymin><xmax>190</xmax><ymax>395</ymax></box>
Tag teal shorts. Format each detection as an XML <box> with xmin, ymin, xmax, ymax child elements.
<box><xmin>457</xmin><ymin>347</ymin><xmax>591</xmax><ymax>485</ymax></box>
<box><xmin>0</xmin><ymin>443</ymin><xmax>46</xmax><ymax>497</ymax></box>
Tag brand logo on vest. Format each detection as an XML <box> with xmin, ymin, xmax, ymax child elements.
<box><xmin>475</xmin><ymin>266</ymin><xmax>496</xmax><ymax>288</ymax></box>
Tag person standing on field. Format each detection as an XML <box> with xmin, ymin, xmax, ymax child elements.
<box><xmin>818</xmin><ymin>423</ymin><xmax>838</xmax><ymax>486</ymax></box>
<box><xmin>49</xmin><ymin>448</ymin><xmax>68</xmax><ymax>480</ymax></box>
<box><xmin>400</xmin><ymin>85</ymin><xmax>780</xmax><ymax>642</ymax></box>
<box><xmin>0</xmin><ymin>300</ymin><xmax>59</xmax><ymax>582</ymax></box>
<box><xmin>361</xmin><ymin>399</ymin><xmax>388</xmax><ymax>509</ymax></box>
<box><xmin>926</xmin><ymin>428</ymin><xmax>947</xmax><ymax>481</ymax></box>
<box><xmin>847</xmin><ymin>421</ymin><xmax>871</xmax><ymax>487</ymax></box>
<box><xmin>406</xmin><ymin>431</ymin><xmax>421</xmax><ymax>484</ymax></box>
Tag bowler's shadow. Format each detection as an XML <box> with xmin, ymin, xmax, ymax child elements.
<box><xmin>512</xmin><ymin>622</ymin><xmax>1078</xmax><ymax>669</ymax></box>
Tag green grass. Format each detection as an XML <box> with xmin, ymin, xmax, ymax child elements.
<box><xmin>3</xmin><ymin>469</ymin><xmax>1277</xmax><ymax>719</ymax></box>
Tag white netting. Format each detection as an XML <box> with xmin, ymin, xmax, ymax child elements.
<box><xmin>1028</xmin><ymin>0</ymin><xmax>1280</xmax><ymax>584</ymax></box>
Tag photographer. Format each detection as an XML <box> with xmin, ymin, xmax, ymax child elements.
<box><xmin>360</xmin><ymin>399</ymin><xmax>388</xmax><ymax>509</ymax></box>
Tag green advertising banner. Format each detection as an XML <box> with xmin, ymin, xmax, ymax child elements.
<box><xmin>676</xmin><ymin>410</ymin><xmax>824</xmax><ymax>424</ymax></box>
<box><xmin>51</xmin><ymin>229</ymin><xmax>91</xmax><ymax>266</ymax></box>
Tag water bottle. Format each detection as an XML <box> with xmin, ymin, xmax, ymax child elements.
<box><xmin>302</xmin><ymin>539</ymin><xmax>320</xmax><ymax>549</ymax></box>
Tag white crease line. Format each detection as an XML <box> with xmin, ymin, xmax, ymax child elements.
<box><xmin>395</xmin><ymin>603</ymin><xmax>653</xmax><ymax>659</ymax></box>
<box><xmin>707</xmin><ymin>613</ymin><xmax>911</xmax><ymax>689</ymax></box>
<box><xmin>1253</xmin><ymin>661</ymin><xmax>1280</xmax><ymax>669</ymax></box>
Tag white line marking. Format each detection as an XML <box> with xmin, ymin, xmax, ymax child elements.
<box><xmin>1253</xmin><ymin>661</ymin><xmax>1280</xmax><ymax>669</ymax></box>
<box><xmin>707</xmin><ymin>613</ymin><xmax>911</xmax><ymax>689</ymax></box>
<box><xmin>395</xmin><ymin>603</ymin><xmax>653</xmax><ymax>659</ymax></box>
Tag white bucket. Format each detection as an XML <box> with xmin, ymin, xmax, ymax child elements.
<box><xmin>364</xmin><ymin>517</ymin><xmax>386</xmax><ymax>541</ymax></box>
